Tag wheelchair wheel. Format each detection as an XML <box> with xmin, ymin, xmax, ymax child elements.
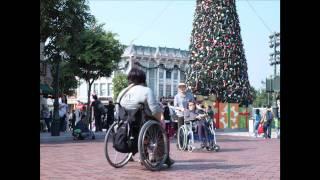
<box><xmin>138</xmin><ymin>120</ymin><xmax>168</xmax><ymax>171</ymax></box>
<box><xmin>104</xmin><ymin>122</ymin><xmax>132</xmax><ymax>168</ymax></box>
<box><xmin>177</xmin><ymin>126</ymin><xmax>187</xmax><ymax>151</ymax></box>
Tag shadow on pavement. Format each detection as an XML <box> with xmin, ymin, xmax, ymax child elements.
<box><xmin>217</xmin><ymin>138</ymin><xmax>254</xmax><ymax>142</ymax></box>
<box><xmin>158</xmin><ymin>163</ymin><xmax>249</xmax><ymax>171</ymax></box>
<box><xmin>217</xmin><ymin>148</ymin><xmax>252</xmax><ymax>152</ymax></box>
<box><xmin>176</xmin><ymin>159</ymin><xmax>226</xmax><ymax>163</ymax></box>
<box><xmin>40</xmin><ymin>139</ymin><xmax>104</xmax><ymax>146</ymax></box>
<box><xmin>174</xmin><ymin>163</ymin><xmax>249</xmax><ymax>171</ymax></box>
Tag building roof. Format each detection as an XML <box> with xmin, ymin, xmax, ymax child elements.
<box><xmin>123</xmin><ymin>44</ymin><xmax>189</xmax><ymax>59</ymax></box>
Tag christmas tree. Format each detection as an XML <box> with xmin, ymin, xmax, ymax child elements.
<box><xmin>185</xmin><ymin>0</ymin><xmax>252</xmax><ymax>105</ymax></box>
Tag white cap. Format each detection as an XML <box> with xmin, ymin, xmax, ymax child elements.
<box><xmin>178</xmin><ymin>83</ymin><xmax>186</xmax><ymax>87</ymax></box>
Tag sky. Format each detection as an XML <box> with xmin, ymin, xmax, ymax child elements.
<box><xmin>88</xmin><ymin>0</ymin><xmax>280</xmax><ymax>90</ymax></box>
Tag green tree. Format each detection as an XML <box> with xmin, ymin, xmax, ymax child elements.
<box><xmin>51</xmin><ymin>61</ymin><xmax>78</xmax><ymax>96</ymax></box>
<box><xmin>248</xmin><ymin>86</ymin><xmax>257</xmax><ymax>105</ymax></box>
<box><xmin>40</xmin><ymin>0</ymin><xmax>94</xmax><ymax>135</ymax></box>
<box><xmin>252</xmin><ymin>89</ymin><xmax>268</xmax><ymax>107</ymax></box>
<box><xmin>112</xmin><ymin>72</ymin><xmax>128</xmax><ymax>101</ymax></box>
<box><xmin>41</xmin><ymin>0</ymin><xmax>94</xmax><ymax>64</ymax></box>
<box><xmin>185</xmin><ymin>0</ymin><xmax>252</xmax><ymax>104</ymax></box>
<box><xmin>40</xmin><ymin>0</ymin><xmax>93</xmax><ymax>43</ymax></box>
<box><xmin>66</xmin><ymin>24</ymin><xmax>124</xmax><ymax>125</ymax></box>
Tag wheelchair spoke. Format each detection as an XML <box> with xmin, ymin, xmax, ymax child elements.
<box><xmin>139</xmin><ymin>121</ymin><xmax>168</xmax><ymax>170</ymax></box>
<box><xmin>113</xmin><ymin>152</ymin><xmax>119</xmax><ymax>163</ymax></box>
<box><xmin>155</xmin><ymin>135</ymin><xmax>165</xmax><ymax>160</ymax></box>
<box><xmin>104</xmin><ymin>122</ymin><xmax>132</xmax><ymax>168</ymax></box>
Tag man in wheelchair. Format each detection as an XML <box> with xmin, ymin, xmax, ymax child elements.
<box><xmin>115</xmin><ymin>68</ymin><xmax>175</xmax><ymax>167</ymax></box>
<box><xmin>184</xmin><ymin>100</ymin><xmax>210</xmax><ymax>150</ymax></box>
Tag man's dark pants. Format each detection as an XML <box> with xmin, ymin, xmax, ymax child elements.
<box><xmin>94</xmin><ymin>114</ymin><xmax>102</xmax><ymax>132</ymax></box>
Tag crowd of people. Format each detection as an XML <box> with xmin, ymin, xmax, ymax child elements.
<box><xmin>40</xmin><ymin>95</ymin><xmax>115</xmax><ymax>134</ymax></box>
<box><xmin>253</xmin><ymin>105</ymin><xmax>280</xmax><ymax>139</ymax></box>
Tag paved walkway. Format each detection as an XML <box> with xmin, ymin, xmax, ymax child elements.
<box><xmin>40</xmin><ymin>135</ymin><xmax>280</xmax><ymax>179</ymax></box>
<box><xmin>40</xmin><ymin>129</ymin><xmax>279</xmax><ymax>143</ymax></box>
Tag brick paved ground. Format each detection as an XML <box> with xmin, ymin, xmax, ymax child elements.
<box><xmin>40</xmin><ymin>135</ymin><xmax>280</xmax><ymax>180</ymax></box>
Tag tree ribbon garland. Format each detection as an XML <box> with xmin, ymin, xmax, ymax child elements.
<box><xmin>134</xmin><ymin>61</ymin><xmax>185</xmax><ymax>73</ymax></box>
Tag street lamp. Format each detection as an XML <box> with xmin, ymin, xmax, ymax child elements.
<box><xmin>269</xmin><ymin>32</ymin><xmax>280</xmax><ymax>108</ymax></box>
<box><xmin>51</xmin><ymin>51</ymin><xmax>68</xmax><ymax>136</ymax></box>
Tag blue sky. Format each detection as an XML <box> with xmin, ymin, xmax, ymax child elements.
<box><xmin>88</xmin><ymin>0</ymin><xmax>280</xmax><ymax>90</ymax></box>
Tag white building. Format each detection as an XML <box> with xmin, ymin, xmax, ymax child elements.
<box><xmin>72</xmin><ymin>44</ymin><xmax>190</xmax><ymax>105</ymax></box>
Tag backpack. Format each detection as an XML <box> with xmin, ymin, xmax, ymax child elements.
<box><xmin>113</xmin><ymin>120</ymin><xmax>129</xmax><ymax>152</ymax></box>
<box><xmin>113</xmin><ymin>118</ymin><xmax>138</xmax><ymax>154</ymax></box>
<box><xmin>112</xmin><ymin>107</ymin><xmax>140</xmax><ymax>154</ymax></box>
<box><xmin>95</xmin><ymin>100</ymin><xmax>107</xmax><ymax>114</ymax></box>
<box><xmin>112</xmin><ymin>85</ymin><xmax>138</xmax><ymax>154</ymax></box>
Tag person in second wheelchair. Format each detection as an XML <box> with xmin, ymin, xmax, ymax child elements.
<box><xmin>115</xmin><ymin>67</ymin><xmax>175</xmax><ymax>167</ymax></box>
<box><xmin>184</xmin><ymin>100</ymin><xmax>210</xmax><ymax>150</ymax></box>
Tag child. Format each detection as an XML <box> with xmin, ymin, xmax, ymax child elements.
<box><xmin>184</xmin><ymin>100</ymin><xmax>209</xmax><ymax>150</ymax></box>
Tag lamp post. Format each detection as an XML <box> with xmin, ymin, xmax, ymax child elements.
<box><xmin>269</xmin><ymin>32</ymin><xmax>280</xmax><ymax>108</ymax></box>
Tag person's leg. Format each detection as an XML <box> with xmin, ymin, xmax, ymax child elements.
<box><xmin>98</xmin><ymin>115</ymin><xmax>103</xmax><ymax>131</ymax></box>
<box><xmin>268</xmin><ymin>121</ymin><xmax>272</xmax><ymax>138</ymax></box>
<box><xmin>263</xmin><ymin>123</ymin><xmax>268</xmax><ymax>139</ymax></box>
<box><xmin>45</xmin><ymin>118</ymin><xmax>51</xmax><ymax>132</ymax></box>
<box><xmin>94</xmin><ymin>115</ymin><xmax>100</xmax><ymax>132</ymax></box>
<box><xmin>63</xmin><ymin>115</ymin><xmax>67</xmax><ymax>132</ymax></box>
<box><xmin>253</xmin><ymin>122</ymin><xmax>256</xmax><ymax>137</ymax></box>
<box><xmin>60</xmin><ymin>117</ymin><xmax>64</xmax><ymax>132</ymax></box>
<box><xmin>72</xmin><ymin>119</ymin><xmax>75</xmax><ymax>131</ymax></box>
<box><xmin>40</xmin><ymin>120</ymin><xmax>44</xmax><ymax>132</ymax></box>
<box><xmin>200</xmin><ymin>121</ymin><xmax>209</xmax><ymax>147</ymax></box>
<box><xmin>174</xmin><ymin>121</ymin><xmax>178</xmax><ymax>131</ymax></box>
<box><xmin>110</xmin><ymin>116</ymin><xmax>114</xmax><ymax>127</ymax></box>
<box><xmin>98</xmin><ymin>115</ymin><xmax>102</xmax><ymax>131</ymax></box>
<box><xmin>254</xmin><ymin>121</ymin><xmax>259</xmax><ymax>137</ymax></box>
<box><xmin>266</xmin><ymin>123</ymin><xmax>269</xmax><ymax>138</ymax></box>
<box><xmin>165</xmin><ymin>131</ymin><xmax>174</xmax><ymax>167</ymax></box>
<box><xmin>203</xmin><ymin>122</ymin><xmax>209</xmax><ymax>147</ymax></box>
<box><xmin>100</xmin><ymin>118</ymin><xmax>103</xmax><ymax>131</ymax></box>
<box><xmin>106</xmin><ymin>117</ymin><xmax>112</xmax><ymax>130</ymax></box>
<box><xmin>177</xmin><ymin>116</ymin><xmax>184</xmax><ymax>129</ymax></box>
<box><xmin>197</xmin><ymin>122</ymin><xmax>204</xmax><ymax>147</ymax></box>
<box><xmin>94</xmin><ymin>115</ymin><xmax>97</xmax><ymax>132</ymax></box>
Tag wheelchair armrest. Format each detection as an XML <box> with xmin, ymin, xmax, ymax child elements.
<box><xmin>144</xmin><ymin>114</ymin><xmax>158</xmax><ymax>121</ymax></box>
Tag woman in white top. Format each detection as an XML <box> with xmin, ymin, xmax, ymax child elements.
<box><xmin>116</xmin><ymin>67</ymin><xmax>175</xmax><ymax>167</ymax></box>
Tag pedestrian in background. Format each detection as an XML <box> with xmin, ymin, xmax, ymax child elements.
<box><xmin>59</xmin><ymin>98</ymin><xmax>68</xmax><ymax>132</ymax></box>
<box><xmin>263</xmin><ymin>105</ymin><xmax>274</xmax><ymax>139</ymax></box>
<box><xmin>91</xmin><ymin>94</ymin><xmax>105</xmax><ymax>132</ymax></box>
<box><xmin>106</xmin><ymin>100</ymin><xmax>115</xmax><ymax>130</ymax></box>
<box><xmin>174</xmin><ymin>83</ymin><xmax>194</xmax><ymax>130</ymax></box>
<box><xmin>206</xmin><ymin>105</ymin><xmax>215</xmax><ymax>128</ymax></box>
<box><xmin>254</xmin><ymin>109</ymin><xmax>262</xmax><ymax>138</ymax></box>
<box><xmin>41</xmin><ymin>105</ymin><xmax>51</xmax><ymax>132</ymax></box>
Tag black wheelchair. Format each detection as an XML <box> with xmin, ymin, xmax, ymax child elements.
<box><xmin>104</xmin><ymin>103</ymin><xmax>168</xmax><ymax>171</ymax></box>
